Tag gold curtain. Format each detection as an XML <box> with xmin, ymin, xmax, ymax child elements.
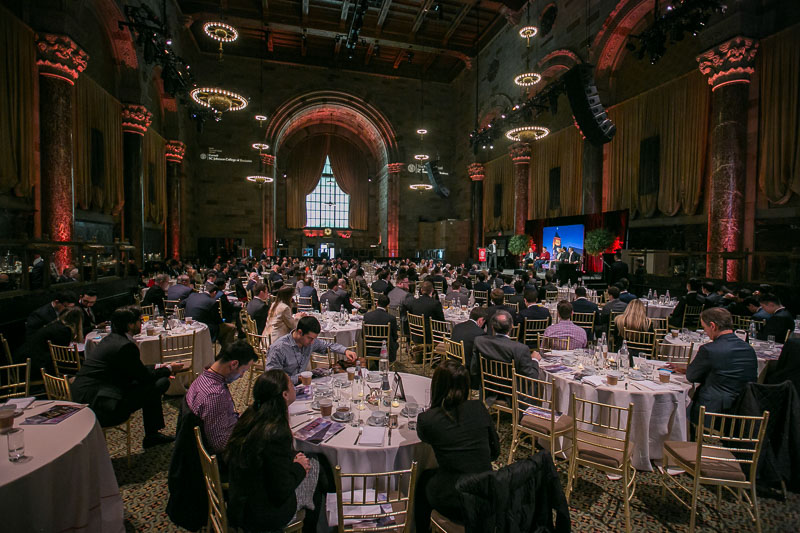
<box><xmin>0</xmin><ymin>8</ymin><xmax>36</xmax><ymax>197</ymax></box>
<box><xmin>758</xmin><ymin>26</ymin><xmax>800</xmax><ymax>204</ymax></box>
<box><xmin>483</xmin><ymin>154</ymin><xmax>514</xmax><ymax>232</ymax></box>
<box><xmin>528</xmin><ymin>127</ymin><xmax>584</xmax><ymax>219</ymax></box>
<box><xmin>73</xmin><ymin>76</ymin><xmax>124</xmax><ymax>214</ymax></box>
<box><xmin>606</xmin><ymin>70</ymin><xmax>708</xmax><ymax>216</ymax></box>
<box><xmin>328</xmin><ymin>136</ymin><xmax>369</xmax><ymax>230</ymax></box>
<box><xmin>143</xmin><ymin>129</ymin><xmax>166</xmax><ymax>224</ymax></box>
<box><xmin>286</xmin><ymin>136</ymin><xmax>330</xmax><ymax>228</ymax></box>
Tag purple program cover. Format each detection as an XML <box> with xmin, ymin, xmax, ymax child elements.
<box><xmin>22</xmin><ymin>404</ymin><xmax>84</xmax><ymax>425</ymax></box>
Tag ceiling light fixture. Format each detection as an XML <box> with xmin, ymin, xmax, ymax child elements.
<box><xmin>519</xmin><ymin>25</ymin><xmax>538</xmax><ymax>43</ymax></box>
<box><xmin>246</xmin><ymin>175</ymin><xmax>274</xmax><ymax>184</ymax></box>
<box><xmin>409</xmin><ymin>183</ymin><xmax>433</xmax><ymax>191</ymax></box>
<box><xmin>505</xmin><ymin>126</ymin><xmax>550</xmax><ymax>142</ymax></box>
<box><xmin>252</xmin><ymin>143</ymin><xmax>269</xmax><ymax>150</ymax></box>
<box><xmin>414</xmin><ymin>154</ymin><xmax>430</xmax><ymax>161</ymax></box>
<box><xmin>190</xmin><ymin>87</ymin><xmax>248</xmax><ymax>117</ymax></box>
<box><xmin>203</xmin><ymin>21</ymin><xmax>238</xmax><ymax>60</ymax></box>
<box><xmin>514</xmin><ymin>72</ymin><xmax>542</xmax><ymax>87</ymax></box>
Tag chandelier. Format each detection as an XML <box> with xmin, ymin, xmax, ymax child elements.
<box><xmin>203</xmin><ymin>21</ymin><xmax>238</xmax><ymax>60</ymax></box>
<box><xmin>190</xmin><ymin>87</ymin><xmax>248</xmax><ymax>117</ymax></box>
<box><xmin>252</xmin><ymin>143</ymin><xmax>269</xmax><ymax>150</ymax></box>
<box><xmin>505</xmin><ymin>126</ymin><xmax>549</xmax><ymax>142</ymax></box>
<box><xmin>514</xmin><ymin>72</ymin><xmax>541</xmax><ymax>87</ymax></box>
<box><xmin>519</xmin><ymin>25</ymin><xmax>538</xmax><ymax>44</ymax></box>
<box><xmin>409</xmin><ymin>183</ymin><xmax>432</xmax><ymax>191</ymax></box>
<box><xmin>246</xmin><ymin>175</ymin><xmax>273</xmax><ymax>184</ymax></box>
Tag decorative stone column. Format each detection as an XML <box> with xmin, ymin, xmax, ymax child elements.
<box><xmin>509</xmin><ymin>142</ymin><xmax>532</xmax><ymax>235</ymax></box>
<box><xmin>261</xmin><ymin>153</ymin><xmax>277</xmax><ymax>256</ymax></box>
<box><xmin>697</xmin><ymin>36</ymin><xmax>758</xmax><ymax>281</ymax></box>
<box><xmin>165</xmin><ymin>141</ymin><xmax>185</xmax><ymax>260</ymax></box>
<box><xmin>121</xmin><ymin>104</ymin><xmax>153</xmax><ymax>266</ymax></box>
<box><xmin>386</xmin><ymin>163</ymin><xmax>403</xmax><ymax>258</ymax></box>
<box><xmin>35</xmin><ymin>34</ymin><xmax>88</xmax><ymax>271</ymax></box>
<box><xmin>467</xmin><ymin>162</ymin><xmax>485</xmax><ymax>257</ymax></box>
<box><xmin>582</xmin><ymin>141</ymin><xmax>603</xmax><ymax>214</ymax></box>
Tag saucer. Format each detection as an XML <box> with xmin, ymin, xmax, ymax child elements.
<box><xmin>367</xmin><ymin>416</ymin><xmax>386</xmax><ymax>427</ymax></box>
<box><xmin>332</xmin><ymin>411</ymin><xmax>353</xmax><ymax>422</ymax></box>
<box><xmin>366</xmin><ymin>372</ymin><xmax>381</xmax><ymax>383</ymax></box>
<box><xmin>629</xmin><ymin>373</ymin><xmax>646</xmax><ymax>381</ymax></box>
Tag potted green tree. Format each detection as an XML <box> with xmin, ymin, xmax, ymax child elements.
<box><xmin>584</xmin><ymin>228</ymin><xmax>616</xmax><ymax>256</ymax></box>
<box><xmin>507</xmin><ymin>234</ymin><xmax>532</xmax><ymax>266</ymax></box>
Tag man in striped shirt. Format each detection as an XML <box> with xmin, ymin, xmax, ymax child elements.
<box><xmin>543</xmin><ymin>300</ymin><xmax>587</xmax><ymax>349</ymax></box>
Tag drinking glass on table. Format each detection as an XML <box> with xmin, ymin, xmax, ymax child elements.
<box><xmin>405</xmin><ymin>402</ymin><xmax>419</xmax><ymax>430</ymax></box>
<box><xmin>767</xmin><ymin>335</ymin><xmax>776</xmax><ymax>350</ymax></box>
<box><xmin>7</xmin><ymin>428</ymin><xmax>30</xmax><ymax>463</ymax></box>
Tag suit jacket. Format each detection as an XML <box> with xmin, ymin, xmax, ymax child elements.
<box><xmin>142</xmin><ymin>285</ymin><xmax>167</xmax><ymax>314</ymax></box>
<box><xmin>371</xmin><ymin>279</ymin><xmax>391</xmax><ymax>295</ymax></box>
<box><xmin>670</xmin><ymin>291</ymin><xmax>706</xmax><ymax>327</ymax></box>
<box><xmin>451</xmin><ymin>320</ymin><xmax>486</xmax><ymax>386</ymax></box>
<box><xmin>26</xmin><ymin>303</ymin><xmax>58</xmax><ymax>337</ymax></box>
<box><xmin>428</xmin><ymin>274</ymin><xmax>449</xmax><ymax>294</ymax></box>
<box><xmin>473</xmin><ymin>334</ymin><xmax>539</xmax><ymax>381</ymax></box>
<box><xmin>609</xmin><ymin>261</ymin><xmax>629</xmax><ymax>284</ymax></box>
<box><xmin>517</xmin><ymin>305</ymin><xmax>551</xmax><ymax>347</ymax></box>
<box><xmin>618</xmin><ymin>291</ymin><xmax>637</xmax><ymax>304</ymax></box>
<box><xmin>246</xmin><ymin>297</ymin><xmax>269</xmax><ymax>333</ymax></box>
<box><xmin>538</xmin><ymin>283</ymin><xmax>559</xmax><ymax>303</ymax></box>
<box><xmin>320</xmin><ymin>289</ymin><xmax>348</xmax><ymax>312</ymax></box>
<box><xmin>79</xmin><ymin>302</ymin><xmax>100</xmax><ymax>336</ymax></box>
<box><xmin>598</xmin><ymin>298</ymin><xmax>628</xmax><ymax>334</ymax></box>
<box><xmin>167</xmin><ymin>284</ymin><xmax>193</xmax><ymax>301</ymax></box>
<box><xmin>181</xmin><ymin>292</ymin><xmax>222</xmax><ymax>338</ymax></box>
<box><xmin>758</xmin><ymin>308</ymin><xmax>795</xmax><ymax>343</ymax></box>
<box><xmin>363</xmin><ymin>308</ymin><xmax>399</xmax><ymax>361</ymax></box>
<box><xmin>405</xmin><ymin>295</ymin><xmax>445</xmax><ymax>343</ymax></box>
<box><xmin>297</xmin><ymin>284</ymin><xmax>320</xmax><ymax>311</ymax></box>
<box><xmin>486</xmin><ymin>304</ymin><xmax>519</xmax><ymax>330</ymax></box>
<box><xmin>570</xmin><ymin>297</ymin><xmax>599</xmax><ymax>340</ymax></box>
<box><xmin>703</xmin><ymin>292</ymin><xmax>723</xmax><ymax>308</ymax></box>
<box><xmin>686</xmin><ymin>332</ymin><xmax>757</xmax><ymax>421</ymax></box>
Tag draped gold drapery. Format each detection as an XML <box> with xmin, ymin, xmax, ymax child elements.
<box><xmin>73</xmin><ymin>76</ymin><xmax>124</xmax><ymax>214</ymax></box>
<box><xmin>758</xmin><ymin>25</ymin><xmax>800</xmax><ymax>204</ymax></box>
<box><xmin>606</xmin><ymin>70</ymin><xmax>708</xmax><ymax>216</ymax></box>
<box><xmin>482</xmin><ymin>154</ymin><xmax>515</xmax><ymax>232</ymax></box>
<box><xmin>0</xmin><ymin>8</ymin><xmax>36</xmax><ymax>197</ymax></box>
<box><xmin>327</xmin><ymin>136</ymin><xmax>370</xmax><ymax>230</ymax></box>
<box><xmin>286</xmin><ymin>136</ymin><xmax>330</xmax><ymax>228</ymax></box>
<box><xmin>143</xmin><ymin>129</ymin><xmax>166</xmax><ymax>224</ymax></box>
<box><xmin>528</xmin><ymin>126</ymin><xmax>584</xmax><ymax>219</ymax></box>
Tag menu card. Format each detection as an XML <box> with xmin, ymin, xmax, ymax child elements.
<box><xmin>524</xmin><ymin>405</ymin><xmax>562</xmax><ymax>423</ymax></box>
<box><xmin>22</xmin><ymin>404</ymin><xmax>84</xmax><ymax>425</ymax></box>
<box><xmin>294</xmin><ymin>417</ymin><xmax>345</xmax><ymax>444</ymax></box>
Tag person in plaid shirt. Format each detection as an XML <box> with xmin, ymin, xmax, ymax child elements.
<box><xmin>543</xmin><ymin>300</ymin><xmax>588</xmax><ymax>349</ymax></box>
<box><xmin>186</xmin><ymin>340</ymin><xmax>258</xmax><ymax>453</ymax></box>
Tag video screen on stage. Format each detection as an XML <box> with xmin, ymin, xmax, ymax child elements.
<box><xmin>302</xmin><ymin>248</ymin><xmax>314</xmax><ymax>257</ymax></box>
<box><xmin>542</xmin><ymin>224</ymin><xmax>585</xmax><ymax>255</ymax></box>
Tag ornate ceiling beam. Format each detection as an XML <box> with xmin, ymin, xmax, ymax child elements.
<box><xmin>340</xmin><ymin>0</ymin><xmax>351</xmax><ymax>29</ymax></box>
<box><xmin>443</xmin><ymin>3</ymin><xmax>472</xmax><ymax>46</ymax></box>
<box><xmin>376</xmin><ymin>0</ymin><xmax>392</xmax><ymax>32</ymax></box>
<box><xmin>364</xmin><ymin>42</ymin><xmax>375</xmax><ymax>64</ymax></box>
<box><xmin>411</xmin><ymin>0</ymin><xmax>436</xmax><ymax>35</ymax></box>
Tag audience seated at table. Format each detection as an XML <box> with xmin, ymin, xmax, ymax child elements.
<box><xmin>450</xmin><ymin>306</ymin><xmax>487</xmax><ymax>386</ymax></box>
<box><xmin>181</xmin><ymin>283</ymin><xmax>235</xmax><ymax>348</ymax></box>
<box><xmin>669</xmin><ymin>277</ymin><xmax>706</xmax><ymax>328</ymax></box>
<box><xmin>16</xmin><ymin>307</ymin><xmax>84</xmax><ymax>380</ymax></box>
<box><xmin>571</xmin><ymin>286</ymin><xmax>599</xmax><ymax>341</ymax></box>
<box><xmin>485</xmin><ymin>288</ymin><xmax>518</xmax><ymax>332</ymax></box>
<box><xmin>543</xmin><ymin>301</ymin><xmax>588</xmax><ymax>350</ymax></box>
<box><xmin>71</xmin><ymin>306</ymin><xmax>183</xmax><ymax>448</ymax></box>
<box><xmin>246</xmin><ymin>282</ymin><xmax>270</xmax><ymax>333</ymax></box>
<box><xmin>319</xmin><ymin>276</ymin><xmax>349</xmax><ymax>312</ymax></box>
<box><xmin>701</xmin><ymin>281</ymin><xmax>723</xmax><ymax>307</ymax></box>
<box><xmin>264</xmin><ymin>286</ymin><xmax>305</xmax><ymax>342</ymax></box>
<box><xmin>225</xmin><ymin>369</ymin><xmax>331</xmax><ymax>533</ymax></box>
<box><xmin>415</xmin><ymin>361</ymin><xmax>500</xmax><ymax>531</ymax></box>
<box><xmin>516</xmin><ymin>289</ymin><xmax>551</xmax><ymax>346</ymax></box>
<box><xmin>77</xmin><ymin>288</ymin><xmax>105</xmax><ymax>336</ymax></box>
<box><xmin>473</xmin><ymin>310</ymin><xmax>540</xmax><ymax>381</ymax></box>
<box><xmin>142</xmin><ymin>274</ymin><xmax>169</xmax><ymax>315</ymax></box>
<box><xmin>537</xmin><ymin>271</ymin><xmax>559</xmax><ymax>302</ymax></box>
<box><xmin>615</xmin><ymin>278</ymin><xmax>637</xmax><ymax>303</ymax></box>
<box><xmin>444</xmin><ymin>280</ymin><xmax>469</xmax><ymax>306</ymax></box>
<box><xmin>679</xmin><ymin>308</ymin><xmax>757</xmax><ymax>428</ymax></box>
<box><xmin>614</xmin><ymin>299</ymin><xmax>654</xmax><ymax>358</ymax></box>
<box><xmin>186</xmin><ymin>340</ymin><xmax>257</xmax><ymax>454</ymax></box>
<box><xmin>363</xmin><ymin>294</ymin><xmax>398</xmax><ymax>362</ymax></box>
<box><xmin>266</xmin><ymin>316</ymin><xmax>356</xmax><ymax>383</ymax></box>
<box><xmin>370</xmin><ymin>269</ymin><xmax>393</xmax><ymax>295</ymax></box>
<box><xmin>167</xmin><ymin>274</ymin><xmax>193</xmax><ymax>301</ymax></box>
<box><xmin>756</xmin><ymin>293</ymin><xmax>795</xmax><ymax>343</ymax></box>
<box><xmin>25</xmin><ymin>290</ymin><xmax>78</xmax><ymax>337</ymax></box>
<box><xmin>297</xmin><ymin>276</ymin><xmax>321</xmax><ymax>311</ymax></box>
<box><xmin>404</xmin><ymin>281</ymin><xmax>445</xmax><ymax>344</ymax></box>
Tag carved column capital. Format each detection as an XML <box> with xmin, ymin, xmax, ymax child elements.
<box><xmin>121</xmin><ymin>104</ymin><xmax>153</xmax><ymax>135</ymax></box>
<box><xmin>165</xmin><ymin>141</ymin><xmax>186</xmax><ymax>163</ymax></box>
<box><xmin>260</xmin><ymin>154</ymin><xmax>276</xmax><ymax>168</ymax></box>
<box><xmin>697</xmin><ymin>36</ymin><xmax>759</xmax><ymax>90</ymax></box>
<box><xmin>467</xmin><ymin>162</ymin><xmax>485</xmax><ymax>181</ymax></box>
<box><xmin>509</xmin><ymin>142</ymin><xmax>532</xmax><ymax>163</ymax></box>
<box><xmin>35</xmin><ymin>33</ymin><xmax>89</xmax><ymax>85</ymax></box>
<box><xmin>387</xmin><ymin>162</ymin><xmax>404</xmax><ymax>174</ymax></box>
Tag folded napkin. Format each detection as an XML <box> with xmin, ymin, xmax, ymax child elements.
<box><xmin>2</xmin><ymin>396</ymin><xmax>35</xmax><ymax>409</ymax></box>
<box><xmin>581</xmin><ymin>375</ymin><xmax>605</xmax><ymax>388</ymax></box>
<box><xmin>637</xmin><ymin>380</ymin><xmax>681</xmax><ymax>392</ymax></box>
<box><xmin>327</xmin><ymin>491</ymin><xmax>392</xmax><ymax>526</ymax></box>
<box><xmin>358</xmin><ymin>426</ymin><xmax>385</xmax><ymax>447</ymax></box>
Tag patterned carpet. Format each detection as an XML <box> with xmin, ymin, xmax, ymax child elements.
<box><xmin>109</xmin><ymin>356</ymin><xmax>800</xmax><ymax>532</ymax></box>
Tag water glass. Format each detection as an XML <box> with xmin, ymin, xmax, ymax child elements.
<box><xmin>405</xmin><ymin>402</ymin><xmax>419</xmax><ymax>430</ymax></box>
<box><xmin>7</xmin><ymin>428</ymin><xmax>26</xmax><ymax>462</ymax></box>
<box><xmin>767</xmin><ymin>335</ymin><xmax>776</xmax><ymax>350</ymax></box>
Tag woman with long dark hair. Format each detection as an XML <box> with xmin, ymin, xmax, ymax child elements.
<box><xmin>415</xmin><ymin>361</ymin><xmax>500</xmax><ymax>530</ymax></box>
<box><xmin>225</xmin><ymin>369</ymin><xmax>323</xmax><ymax>532</ymax></box>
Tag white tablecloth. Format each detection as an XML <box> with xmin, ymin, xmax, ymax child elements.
<box><xmin>85</xmin><ymin>322</ymin><xmax>214</xmax><ymax>393</ymax></box>
<box><xmin>540</xmin><ymin>358</ymin><xmax>691</xmax><ymax>471</ymax></box>
<box><xmin>315</xmin><ymin>314</ymin><xmax>363</xmax><ymax>347</ymax></box>
<box><xmin>643</xmin><ymin>301</ymin><xmax>677</xmax><ymax>319</ymax></box>
<box><xmin>0</xmin><ymin>401</ymin><xmax>124</xmax><ymax>532</ymax></box>
<box><xmin>292</xmin><ymin>373</ymin><xmax>436</xmax><ymax>476</ymax></box>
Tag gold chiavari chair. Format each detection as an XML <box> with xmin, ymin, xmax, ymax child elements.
<box><xmin>194</xmin><ymin>427</ymin><xmax>232</xmax><ymax>533</ymax></box>
<box><xmin>682</xmin><ymin>305</ymin><xmax>704</xmax><ymax>330</ymax></box>
<box><xmin>473</xmin><ymin>290</ymin><xmax>489</xmax><ymax>307</ymax></box>
<box><xmin>318</xmin><ymin>280</ymin><xmax>328</xmax><ymax>291</ymax></box>
<box><xmin>509</xmin><ymin>372</ymin><xmax>572</xmax><ymax>465</ymax></box>
<box><xmin>432</xmin><ymin>281</ymin><xmax>444</xmax><ymax>295</ymax></box>
<box><xmin>174</xmin><ymin>306</ymin><xmax>186</xmax><ymax>320</ymax></box>
<box><xmin>387</xmin><ymin>307</ymin><xmax>408</xmax><ymax>362</ymax></box>
<box><xmin>429</xmin><ymin>318</ymin><xmax>453</xmax><ymax>373</ymax></box>
<box><xmin>621</xmin><ymin>329</ymin><xmax>656</xmax><ymax>359</ymax></box>
<box><xmin>333</xmin><ymin>462</ymin><xmax>418</xmax><ymax>533</ymax></box>
<box><xmin>1</xmin><ymin>333</ymin><xmax>12</xmax><ymax>365</ymax></box>
<box><xmin>164</xmin><ymin>299</ymin><xmax>181</xmax><ymax>316</ymax></box>
<box><xmin>158</xmin><ymin>331</ymin><xmax>197</xmax><ymax>383</ymax></box>
<box><xmin>654</xmin><ymin>340</ymin><xmax>694</xmax><ymax>364</ymax></box>
<box><xmin>539</xmin><ymin>335</ymin><xmax>571</xmax><ymax>352</ymax></box>
<box><xmin>509</xmin><ymin>323</ymin><xmax>520</xmax><ymax>341</ymax></box>
<box><xmin>608</xmin><ymin>311</ymin><xmax>624</xmax><ymax>350</ymax></box>
<box><xmin>310</xmin><ymin>335</ymin><xmax>336</xmax><ymax>370</ymax></box>
<box><xmin>48</xmin><ymin>341</ymin><xmax>82</xmax><ymax>377</ymax></box>
<box><xmin>362</xmin><ymin>323</ymin><xmax>391</xmax><ymax>369</ymax></box>
<box><xmin>545</xmin><ymin>290</ymin><xmax>559</xmax><ymax>303</ymax></box>
<box><xmin>505</xmin><ymin>301</ymin><xmax>519</xmax><ymax>313</ymax></box>
<box><xmin>566</xmin><ymin>395</ymin><xmax>636</xmax><ymax>533</ymax></box>
<box><xmin>41</xmin><ymin>369</ymin><xmax>71</xmax><ymax>401</ymax></box>
<box><xmin>443</xmin><ymin>338</ymin><xmax>465</xmax><ymax>365</ymax></box>
<box><xmin>103</xmin><ymin>417</ymin><xmax>132</xmax><ymax>466</ymax></box>
<box><xmin>407</xmin><ymin>313</ymin><xmax>432</xmax><ymax>370</ymax></box>
<box><xmin>572</xmin><ymin>312</ymin><xmax>596</xmax><ymax>340</ymax></box>
<box><xmin>297</xmin><ymin>296</ymin><xmax>314</xmax><ymax>312</ymax></box>
<box><xmin>732</xmin><ymin>315</ymin><xmax>765</xmax><ymax>332</ymax></box>
<box><xmin>659</xmin><ymin>407</ymin><xmax>770</xmax><ymax>533</ymax></box>
<box><xmin>478</xmin><ymin>357</ymin><xmax>515</xmax><ymax>430</ymax></box>
<box><xmin>651</xmin><ymin>317</ymin><xmax>668</xmax><ymax>332</ymax></box>
<box><xmin>244</xmin><ymin>332</ymin><xmax>271</xmax><ymax>401</ymax></box>
<box><xmin>523</xmin><ymin>318</ymin><xmax>550</xmax><ymax>348</ymax></box>
<box><xmin>139</xmin><ymin>304</ymin><xmax>155</xmax><ymax>317</ymax></box>
<box><xmin>0</xmin><ymin>359</ymin><xmax>31</xmax><ymax>400</ymax></box>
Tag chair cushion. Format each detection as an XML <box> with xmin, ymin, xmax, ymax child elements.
<box><xmin>431</xmin><ymin>509</ymin><xmax>465</xmax><ymax>533</ymax></box>
<box><xmin>576</xmin><ymin>431</ymin><xmax>631</xmax><ymax>469</ymax></box>
<box><xmin>521</xmin><ymin>413</ymin><xmax>573</xmax><ymax>435</ymax></box>
<box><xmin>663</xmin><ymin>441</ymin><xmax>746</xmax><ymax>482</ymax></box>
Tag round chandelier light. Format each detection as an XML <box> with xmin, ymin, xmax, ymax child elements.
<box><xmin>252</xmin><ymin>143</ymin><xmax>270</xmax><ymax>150</ymax></box>
<box><xmin>519</xmin><ymin>26</ymin><xmax>538</xmax><ymax>40</ymax></box>
<box><xmin>191</xmin><ymin>87</ymin><xmax>248</xmax><ymax>113</ymax></box>
<box><xmin>414</xmin><ymin>154</ymin><xmax>430</xmax><ymax>161</ymax></box>
<box><xmin>505</xmin><ymin>126</ymin><xmax>550</xmax><ymax>142</ymax></box>
<box><xmin>514</xmin><ymin>72</ymin><xmax>542</xmax><ymax>87</ymax></box>
<box><xmin>409</xmin><ymin>183</ymin><xmax>433</xmax><ymax>191</ymax></box>
<box><xmin>255</xmin><ymin>114</ymin><xmax>268</xmax><ymax>122</ymax></box>
<box><xmin>203</xmin><ymin>22</ymin><xmax>238</xmax><ymax>43</ymax></box>
<box><xmin>246</xmin><ymin>175</ymin><xmax>274</xmax><ymax>184</ymax></box>
<box><xmin>416</xmin><ymin>128</ymin><xmax>428</xmax><ymax>135</ymax></box>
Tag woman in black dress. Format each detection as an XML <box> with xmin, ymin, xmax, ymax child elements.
<box><xmin>415</xmin><ymin>361</ymin><xmax>500</xmax><ymax>530</ymax></box>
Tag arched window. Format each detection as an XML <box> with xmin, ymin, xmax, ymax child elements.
<box><xmin>305</xmin><ymin>156</ymin><xmax>349</xmax><ymax>228</ymax></box>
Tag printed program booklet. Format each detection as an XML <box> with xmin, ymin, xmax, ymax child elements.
<box><xmin>523</xmin><ymin>405</ymin><xmax>561</xmax><ymax>423</ymax></box>
<box><xmin>294</xmin><ymin>417</ymin><xmax>345</xmax><ymax>444</ymax></box>
<box><xmin>22</xmin><ymin>404</ymin><xmax>84</xmax><ymax>425</ymax></box>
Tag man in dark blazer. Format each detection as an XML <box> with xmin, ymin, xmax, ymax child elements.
<box><xmin>320</xmin><ymin>277</ymin><xmax>349</xmax><ymax>312</ymax></box>
<box><xmin>71</xmin><ymin>307</ymin><xmax>182</xmax><ymax>448</ymax></box>
<box><xmin>404</xmin><ymin>281</ymin><xmax>445</xmax><ymax>344</ymax></box>
<box><xmin>297</xmin><ymin>278</ymin><xmax>321</xmax><ymax>311</ymax></box>
<box><xmin>25</xmin><ymin>290</ymin><xmax>78</xmax><ymax>337</ymax></box>
<box><xmin>181</xmin><ymin>284</ymin><xmax>235</xmax><ymax>347</ymax></box>
<box><xmin>683</xmin><ymin>308</ymin><xmax>757</xmax><ymax>426</ymax></box>
<box><xmin>537</xmin><ymin>271</ymin><xmax>559</xmax><ymax>303</ymax></box>
<box><xmin>701</xmin><ymin>281</ymin><xmax>723</xmax><ymax>308</ymax></box>
<box><xmin>363</xmin><ymin>295</ymin><xmax>399</xmax><ymax>362</ymax></box>
<box><xmin>473</xmin><ymin>310</ymin><xmax>540</xmax><ymax>388</ymax></box>
<box><xmin>616</xmin><ymin>279</ymin><xmax>637</xmax><ymax>303</ymax></box>
<box><xmin>670</xmin><ymin>278</ymin><xmax>706</xmax><ymax>328</ymax></box>
<box><xmin>78</xmin><ymin>289</ymin><xmax>105</xmax><ymax>336</ymax></box>
<box><xmin>609</xmin><ymin>251</ymin><xmax>629</xmax><ymax>285</ymax></box>
<box><xmin>451</xmin><ymin>307</ymin><xmax>487</xmax><ymax>388</ymax></box>
<box><xmin>757</xmin><ymin>294</ymin><xmax>795</xmax><ymax>343</ymax></box>
<box><xmin>370</xmin><ymin>270</ymin><xmax>393</xmax><ymax>295</ymax></box>
<box><xmin>485</xmin><ymin>288</ymin><xmax>518</xmax><ymax>333</ymax></box>
<box><xmin>168</xmin><ymin>275</ymin><xmax>193</xmax><ymax>301</ymax></box>
<box><xmin>598</xmin><ymin>286</ymin><xmax>628</xmax><ymax>337</ymax></box>
<box><xmin>142</xmin><ymin>274</ymin><xmax>169</xmax><ymax>315</ymax></box>
<box><xmin>571</xmin><ymin>286</ymin><xmax>599</xmax><ymax>341</ymax></box>
<box><xmin>246</xmin><ymin>282</ymin><xmax>270</xmax><ymax>333</ymax></box>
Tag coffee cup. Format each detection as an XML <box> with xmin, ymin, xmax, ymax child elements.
<box><xmin>300</xmin><ymin>371</ymin><xmax>313</xmax><ymax>387</ymax></box>
<box><xmin>0</xmin><ymin>410</ymin><xmax>14</xmax><ymax>433</ymax></box>
<box><xmin>346</xmin><ymin>367</ymin><xmax>355</xmax><ymax>381</ymax></box>
<box><xmin>659</xmin><ymin>370</ymin><xmax>671</xmax><ymax>383</ymax></box>
<box><xmin>606</xmin><ymin>372</ymin><xmax>621</xmax><ymax>386</ymax></box>
<box><xmin>670</xmin><ymin>329</ymin><xmax>679</xmax><ymax>338</ymax></box>
<box><xmin>186</xmin><ymin>317</ymin><xmax>193</xmax><ymax>324</ymax></box>
<box><xmin>336</xmin><ymin>406</ymin><xmax>351</xmax><ymax>417</ymax></box>
<box><xmin>371</xmin><ymin>411</ymin><xmax>386</xmax><ymax>425</ymax></box>
<box><xmin>319</xmin><ymin>398</ymin><xmax>333</xmax><ymax>417</ymax></box>
<box><xmin>146</xmin><ymin>326</ymin><xmax>156</xmax><ymax>336</ymax></box>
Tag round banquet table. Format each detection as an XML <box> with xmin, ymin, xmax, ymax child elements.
<box><xmin>643</xmin><ymin>300</ymin><xmax>677</xmax><ymax>319</ymax></box>
<box><xmin>0</xmin><ymin>400</ymin><xmax>124</xmax><ymax>532</ymax></box>
<box><xmin>539</xmin><ymin>354</ymin><xmax>691</xmax><ymax>471</ymax></box>
<box><xmin>291</xmin><ymin>373</ymin><xmax>436</xmax><ymax>477</ymax></box>
<box><xmin>443</xmin><ymin>308</ymin><xmax>470</xmax><ymax>327</ymax></box>
<box><xmin>661</xmin><ymin>334</ymin><xmax>778</xmax><ymax>377</ymax></box>
<box><xmin>315</xmin><ymin>313</ymin><xmax>363</xmax><ymax>347</ymax></box>
<box><xmin>84</xmin><ymin>322</ymin><xmax>214</xmax><ymax>394</ymax></box>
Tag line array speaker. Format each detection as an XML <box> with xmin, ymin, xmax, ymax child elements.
<box><xmin>564</xmin><ymin>64</ymin><xmax>616</xmax><ymax>145</ymax></box>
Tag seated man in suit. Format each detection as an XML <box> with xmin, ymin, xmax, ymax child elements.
<box><xmin>77</xmin><ymin>288</ymin><xmax>106</xmax><ymax>336</ymax></box>
<box><xmin>472</xmin><ymin>271</ymin><xmax>491</xmax><ymax>305</ymax></box>
<box><xmin>405</xmin><ymin>281</ymin><xmax>445</xmax><ymax>345</ymax></box>
<box><xmin>297</xmin><ymin>277</ymin><xmax>321</xmax><ymax>311</ymax></box>
<box><xmin>756</xmin><ymin>293</ymin><xmax>795</xmax><ymax>343</ymax></box>
<box><xmin>616</xmin><ymin>278</ymin><xmax>637</xmax><ymax>303</ymax></box>
<box><xmin>678</xmin><ymin>308</ymin><xmax>757</xmax><ymax>427</ymax></box>
<box><xmin>701</xmin><ymin>281</ymin><xmax>723</xmax><ymax>308</ymax></box>
<box><xmin>598</xmin><ymin>285</ymin><xmax>627</xmax><ymax>337</ymax></box>
<box><xmin>363</xmin><ymin>295</ymin><xmax>399</xmax><ymax>363</ymax></box>
<box><xmin>723</xmin><ymin>288</ymin><xmax>753</xmax><ymax>316</ymax></box>
<box><xmin>451</xmin><ymin>307</ymin><xmax>487</xmax><ymax>388</ymax></box>
<box><xmin>517</xmin><ymin>289</ymin><xmax>551</xmax><ymax>346</ymax></box>
<box><xmin>142</xmin><ymin>273</ymin><xmax>169</xmax><ymax>315</ymax></box>
<box><xmin>320</xmin><ymin>276</ymin><xmax>347</xmax><ymax>311</ymax></box>
<box><xmin>444</xmin><ymin>280</ymin><xmax>470</xmax><ymax>306</ymax></box>
<box><xmin>427</xmin><ymin>267</ymin><xmax>449</xmax><ymax>295</ymax></box>
<box><xmin>246</xmin><ymin>282</ymin><xmax>270</xmax><ymax>333</ymax></box>
<box><xmin>485</xmin><ymin>288</ymin><xmax>518</xmax><ymax>332</ymax></box>
<box><xmin>537</xmin><ymin>271</ymin><xmax>559</xmax><ymax>302</ymax></box>
<box><xmin>71</xmin><ymin>306</ymin><xmax>183</xmax><ymax>448</ymax></box>
<box><xmin>370</xmin><ymin>269</ymin><xmax>393</xmax><ymax>296</ymax></box>
<box><xmin>669</xmin><ymin>277</ymin><xmax>706</xmax><ymax>328</ymax></box>
<box><xmin>181</xmin><ymin>284</ymin><xmax>236</xmax><ymax>348</ymax></box>
<box><xmin>167</xmin><ymin>274</ymin><xmax>193</xmax><ymax>302</ymax></box>
<box><xmin>571</xmin><ymin>286</ymin><xmax>599</xmax><ymax>340</ymax></box>
<box><xmin>25</xmin><ymin>290</ymin><xmax>78</xmax><ymax>337</ymax></box>
<box><xmin>506</xmin><ymin>280</ymin><xmax>526</xmax><ymax>309</ymax></box>
<box><xmin>472</xmin><ymin>310</ymin><xmax>540</xmax><ymax>386</ymax></box>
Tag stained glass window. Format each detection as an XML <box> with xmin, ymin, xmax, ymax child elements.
<box><xmin>305</xmin><ymin>156</ymin><xmax>350</xmax><ymax>228</ymax></box>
